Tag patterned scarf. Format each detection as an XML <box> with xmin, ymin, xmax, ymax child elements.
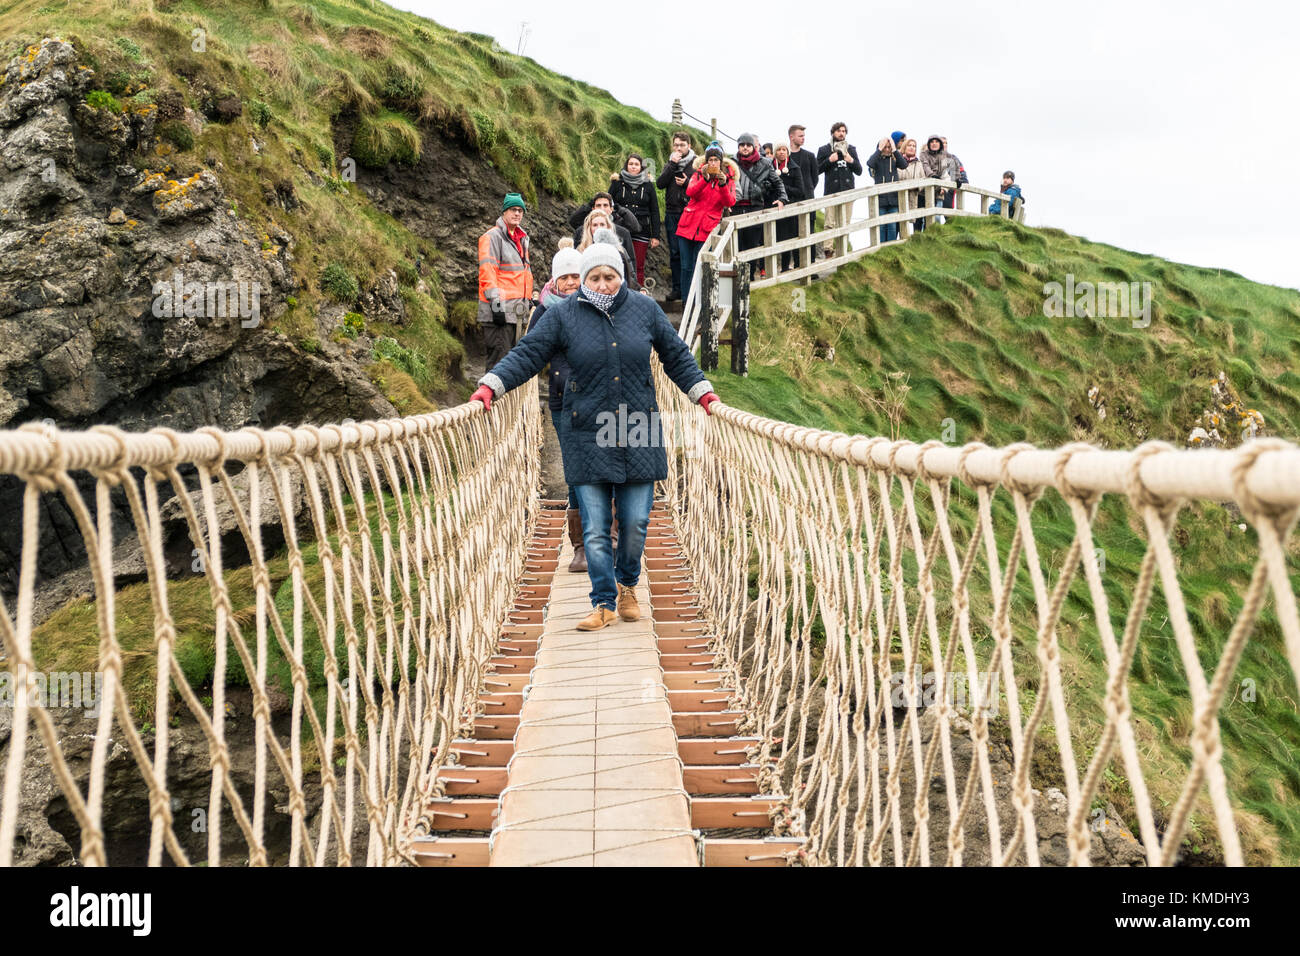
<box><xmin>579</xmin><ymin>285</ymin><xmax>617</xmax><ymax>314</ymax></box>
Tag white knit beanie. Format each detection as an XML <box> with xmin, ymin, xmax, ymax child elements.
<box><xmin>580</xmin><ymin>228</ymin><xmax>625</xmax><ymax>282</ymax></box>
<box><xmin>551</xmin><ymin>243</ymin><xmax>582</xmax><ymax>279</ymax></box>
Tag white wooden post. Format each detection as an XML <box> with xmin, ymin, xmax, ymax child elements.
<box><xmin>899</xmin><ymin>185</ymin><xmax>911</xmax><ymax>238</ymax></box>
<box><xmin>764</xmin><ymin>218</ymin><xmax>778</xmax><ymax>279</ymax></box>
<box><xmin>868</xmin><ymin>194</ymin><xmax>879</xmax><ymax>248</ymax></box>
<box><xmin>980</xmin><ymin>194</ymin><xmax>989</xmax><ymax>215</ymax></box>
<box><xmin>797</xmin><ymin>207</ymin><xmax>811</xmax><ymax>281</ymax></box>
<box><xmin>925</xmin><ymin>185</ymin><xmax>936</xmax><ymax>228</ymax></box>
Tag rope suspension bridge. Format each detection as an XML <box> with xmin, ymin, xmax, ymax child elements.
<box><xmin>0</xmin><ymin>179</ymin><xmax>1296</xmax><ymax>867</ymax></box>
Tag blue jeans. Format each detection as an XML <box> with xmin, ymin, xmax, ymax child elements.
<box><xmin>880</xmin><ymin>202</ymin><xmax>898</xmax><ymax>242</ymax></box>
<box><xmin>574</xmin><ymin>481</ymin><xmax>655</xmax><ymax>610</ymax></box>
<box><xmin>677</xmin><ymin>235</ymin><xmax>703</xmax><ymax>301</ymax></box>
<box><xmin>549</xmin><ymin>410</ymin><xmax>578</xmax><ymax>508</ymax></box>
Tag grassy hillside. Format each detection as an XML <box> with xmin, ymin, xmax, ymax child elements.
<box><xmin>716</xmin><ymin>216</ymin><xmax>1300</xmax><ymax>863</ymax></box>
<box><xmin>2</xmin><ymin>0</ymin><xmax>698</xmax><ymax>404</ymax></box>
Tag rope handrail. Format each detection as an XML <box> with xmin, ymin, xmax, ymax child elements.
<box><xmin>654</xmin><ymin>363</ymin><xmax>1300</xmax><ymax>867</ymax></box>
<box><xmin>0</xmin><ymin>383</ymin><xmax>541</xmax><ymax>867</ymax></box>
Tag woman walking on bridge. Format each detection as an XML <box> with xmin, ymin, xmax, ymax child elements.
<box><xmin>471</xmin><ymin>230</ymin><xmax>719</xmax><ymax>631</ymax></box>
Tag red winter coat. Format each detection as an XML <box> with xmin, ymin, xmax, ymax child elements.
<box><xmin>675</xmin><ymin>156</ymin><xmax>738</xmax><ymax>242</ymax></box>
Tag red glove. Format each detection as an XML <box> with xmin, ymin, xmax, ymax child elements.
<box><xmin>699</xmin><ymin>392</ymin><xmax>720</xmax><ymax>416</ymax></box>
<box><xmin>471</xmin><ymin>384</ymin><xmax>494</xmax><ymax>410</ymax></box>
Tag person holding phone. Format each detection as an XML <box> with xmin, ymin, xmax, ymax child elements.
<box><xmin>656</xmin><ymin>131</ymin><xmax>697</xmax><ymax>302</ymax></box>
<box><xmin>673</xmin><ymin>141</ymin><xmax>737</xmax><ymax>299</ymax></box>
<box><xmin>815</xmin><ymin>122</ymin><xmax>862</xmax><ymax>258</ymax></box>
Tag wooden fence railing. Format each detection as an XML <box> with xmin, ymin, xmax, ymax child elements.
<box><xmin>678</xmin><ymin>178</ymin><xmax>1023</xmax><ymax>371</ymax></box>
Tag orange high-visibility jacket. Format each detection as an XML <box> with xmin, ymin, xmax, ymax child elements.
<box><xmin>477</xmin><ymin>217</ymin><xmax>534</xmax><ymax>323</ymax></box>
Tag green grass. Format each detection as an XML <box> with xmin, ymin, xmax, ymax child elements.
<box><xmin>720</xmin><ymin>216</ymin><xmax>1300</xmax><ymax>863</ymax></box>
<box><xmin>3</xmin><ymin>0</ymin><xmax>705</xmax><ymax>407</ymax></box>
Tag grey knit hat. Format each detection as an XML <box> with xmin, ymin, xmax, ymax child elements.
<box><xmin>737</xmin><ymin>132</ymin><xmax>759</xmax><ymax>147</ymax></box>
<box><xmin>580</xmin><ymin>228</ymin><xmax>625</xmax><ymax>281</ymax></box>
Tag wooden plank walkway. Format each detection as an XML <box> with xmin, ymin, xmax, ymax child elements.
<box><xmin>489</xmin><ymin>532</ymin><xmax>698</xmax><ymax>867</ymax></box>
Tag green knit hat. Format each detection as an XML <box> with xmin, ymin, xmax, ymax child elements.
<box><xmin>502</xmin><ymin>192</ymin><xmax>527</xmax><ymax>212</ymax></box>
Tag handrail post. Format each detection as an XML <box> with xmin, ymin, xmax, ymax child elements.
<box><xmin>956</xmin><ymin>186</ymin><xmax>965</xmax><ymax>214</ymax></box>
<box><xmin>672</xmin><ymin>98</ymin><xmax>682</xmax><ymax>126</ymax></box>
<box><xmin>900</xmin><ymin>185</ymin><xmax>911</xmax><ymax>239</ymax></box>
<box><xmin>925</xmin><ymin>185</ymin><xmax>936</xmax><ymax>229</ymax></box>
<box><xmin>731</xmin><ymin>255</ymin><xmax>749</xmax><ymax>377</ymax></box>
<box><xmin>700</xmin><ymin>254</ymin><xmax>719</xmax><ymax>372</ymax></box>
<box><xmin>763</xmin><ymin>218</ymin><xmax>778</xmax><ymax>280</ymax></box>
<box><xmin>797</xmin><ymin>208</ymin><xmax>811</xmax><ymax>281</ymax></box>
<box><xmin>868</xmin><ymin>193</ymin><xmax>879</xmax><ymax>248</ymax></box>
<box><xmin>981</xmin><ymin>194</ymin><xmax>989</xmax><ymax>216</ymax></box>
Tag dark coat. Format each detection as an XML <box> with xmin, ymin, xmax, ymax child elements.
<box><xmin>527</xmin><ymin>298</ymin><xmax>570</xmax><ymax>412</ymax></box>
<box><xmin>866</xmin><ymin>148</ymin><xmax>909</xmax><ymax>209</ymax></box>
<box><xmin>609</xmin><ymin>174</ymin><xmax>661</xmax><ymax>241</ymax></box>
<box><xmin>568</xmin><ymin>201</ymin><xmax>639</xmax><ymax>260</ymax></box>
<box><xmin>774</xmin><ymin>160</ymin><xmax>807</xmax><ymax>203</ymax></box>
<box><xmin>788</xmin><ymin>147</ymin><xmax>819</xmax><ymax>200</ymax></box>
<box><xmin>816</xmin><ymin>141</ymin><xmax>862</xmax><ymax>195</ymax></box>
<box><xmin>657</xmin><ymin>152</ymin><xmax>697</xmax><ymax>212</ymax></box>
<box><xmin>481</xmin><ymin>285</ymin><xmax>711</xmax><ymax>486</ymax></box>
<box><xmin>732</xmin><ymin>154</ymin><xmax>787</xmax><ymax>208</ymax></box>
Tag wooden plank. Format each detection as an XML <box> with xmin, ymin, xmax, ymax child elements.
<box><xmin>471</xmin><ymin>715</ymin><xmax>519</xmax><ymax>739</ymax></box>
<box><xmin>487</xmin><ymin>655</ymin><xmax>535</xmax><ymax>673</ymax></box>
<box><xmin>673</xmin><ymin>711</ymin><xmax>744</xmax><ymax>737</ymax></box>
<box><xmin>448</xmin><ymin>739</ymin><xmax>514</xmax><ymax>765</ymax></box>
<box><xmin>500</xmin><ymin>624</ymin><xmax>543</xmax><ymax>639</ymax></box>
<box><xmin>683</xmin><ymin>764</ymin><xmax>761</xmax><ymax>794</ymax></box>
<box><xmin>677</xmin><ymin>737</ymin><xmax>760</xmax><ymax>765</ymax></box>
<box><xmin>436</xmin><ymin>767</ymin><xmax>508</xmax><ymax>796</ymax></box>
<box><xmin>668</xmin><ymin>689</ymin><xmax>735</xmax><ymax>713</ymax></box>
<box><xmin>478</xmin><ymin>692</ymin><xmax>522</xmax><ymax>715</ymax></box>
<box><xmin>691</xmin><ymin>797</ymin><xmax>784</xmax><ymax>830</ymax></box>
<box><xmin>410</xmin><ymin>837</ymin><xmax>491</xmax><ymax>866</ymax></box>
<box><xmin>702</xmin><ymin>839</ymin><xmax>803</xmax><ymax>867</ymax></box>
<box><xmin>480</xmin><ymin>673</ymin><xmax>528</xmax><ymax>692</ymax></box>
<box><xmin>664</xmin><ymin>670</ymin><xmax>725</xmax><ymax>690</ymax></box>
<box><xmin>659</xmin><ymin>653</ymin><xmax>717</xmax><ymax>670</ymax></box>
<box><xmin>496</xmin><ymin>640</ymin><xmax>539</xmax><ymax>656</ymax></box>
<box><xmin>657</xmin><ymin>635</ymin><xmax>712</xmax><ymax>653</ymax></box>
<box><xmin>425</xmin><ymin>798</ymin><xmax>500</xmax><ymax>831</ymax></box>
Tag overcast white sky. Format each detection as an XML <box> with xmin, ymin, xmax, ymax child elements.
<box><xmin>404</xmin><ymin>0</ymin><xmax>1299</xmax><ymax>289</ymax></box>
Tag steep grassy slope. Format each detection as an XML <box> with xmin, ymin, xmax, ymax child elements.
<box><xmin>714</xmin><ymin>216</ymin><xmax>1300</xmax><ymax>863</ymax></box>
<box><xmin>1</xmin><ymin>0</ymin><xmax>696</xmax><ymax>404</ymax></box>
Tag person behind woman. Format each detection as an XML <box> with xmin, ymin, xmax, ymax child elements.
<box><xmin>897</xmin><ymin>138</ymin><xmax>927</xmax><ymax>232</ymax></box>
<box><xmin>866</xmin><ymin>136</ymin><xmax>909</xmax><ymax>242</ymax></box>
<box><xmin>579</xmin><ymin>208</ymin><xmax>640</xmax><ymax>291</ymax></box>
<box><xmin>772</xmin><ymin>143</ymin><xmax>807</xmax><ymax>272</ymax></box>
<box><xmin>608</xmin><ymin>153</ymin><xmax>660</xmax><ymax>287</ymax></box>
<box><xmin>471</xmin><ymin>229</ymin><xmax>720</xmax><ymax>631</ymax></box>
<box><xmin>730</xmin><ymin>132</ymin><xmax>786</xmax><ymax>279</ymax></box>
<box><xmin>527</xmin><ymin>239</ymin><xmax>587</xmax><ymax>571</ymax></box>
<box><xmin>674</xmin><ymin>141</ymin><xmax>737</xmax><ymax>300</ymax></box>
<box><xmin>920</xmin><ymin>134</ymin><xmax>958</xmax><ymax>224</ymax></box>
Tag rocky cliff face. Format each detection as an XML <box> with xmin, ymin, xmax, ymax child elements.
<box><xmin>0</xmin><ymin>39</ymin><xmax>396</xmax><ymax>603</ymax></box>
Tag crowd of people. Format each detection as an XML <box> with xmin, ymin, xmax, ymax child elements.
<box><xmin>468</xmin><ymin>125</ymin><xmax>1023</xmax><ymax>630</ymax></box>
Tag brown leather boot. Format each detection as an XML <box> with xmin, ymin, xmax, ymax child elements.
<box><xmin>576</xmin><ymin>606</ymin><xmax>618</xmax><ymax>631</ymax></box>
<box><xmin>566</xmin><ymin>508</ymin><xmax>587</xmax><ymax>572</ymax></box>
<box><xmin>616</xmin><ymin>583</ymin><xmax>640</xmax><ymax>622</ymax></box>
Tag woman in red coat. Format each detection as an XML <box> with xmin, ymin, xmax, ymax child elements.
<box><xmin>674</xmin><ymin>141</ymin><xmax>737</xmax><ymax>299</ymax></box>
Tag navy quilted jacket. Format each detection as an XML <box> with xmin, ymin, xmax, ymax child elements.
<box><xmin>480</xmin><ymin>286</ymin><xmax>713</xmax><ymax>486</ymax></box>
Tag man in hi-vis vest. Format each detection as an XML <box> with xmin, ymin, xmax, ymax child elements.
<box><xmin>477</xmin><ymin>193</ymin><xmax>535</xmax><ymax>371</ymax></box>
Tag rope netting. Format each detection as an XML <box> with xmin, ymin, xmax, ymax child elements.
<box><xmin>0</xmin><ymin>381</ymin><xmax>541</xmax><ymax>866</ymax></box>
<box><xmin>654</xmin><ymin>362</ymin><xmax>1300</xmax><ymax>866</ymax></box>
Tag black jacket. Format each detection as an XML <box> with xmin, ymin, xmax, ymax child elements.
<box><xmin>789</xmin><ymin>148</ymin><xmax>819</xmax><ymax>200</ymax></box>
<box><xmin>775</xmin><ymin>161</ymin><xmax>807</xmax><ymax>203</ymax></box>
<box><xmin>609</xmin><ymin>174</ymin><xmax>661</xmax><ymax>241</ymax></box>
<box><xmin>732</xmin><ymin>154</ymin><xmax>787</xmax><ymax>208</ymax></box>
<box><xmin>656</xmin><ymin>152</ymin><xmax>697</xmax><ymax>212</ymax></box>
<box><xmin>816</xmin><ymin>141</ymin><xmax>862</xmax><ymax>195</ymax></box>
<box><xmin>866</xmin><ymin>148</ymin><xmax>909</xmax><ymax>185</ymax></box>
<box><xmin>568</xmin><ymin>201</ymin><xmax>639</xmax><ymax>259</ymax></box>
